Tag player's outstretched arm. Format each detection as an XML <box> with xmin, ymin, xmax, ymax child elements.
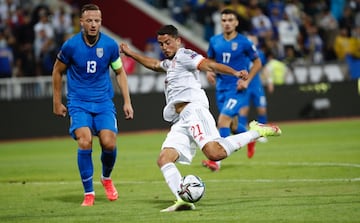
<box><xmin>119</xmin><ymin>43</ymin><xmax>164</xmax><ymax>73</ymax></box>
<box><xmin>198</xmin><ymin>58</ymin><xmax>248</xmax><ymax>80</ymax></box>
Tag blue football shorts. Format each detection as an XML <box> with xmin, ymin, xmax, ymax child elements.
<box><xmin>216</xmin><ymin>89</ymin><xmax>247</xmax><ymax>117</ymax></box>
<box><xmin>68</xmin><ymin>100</ymin><xmax>118</xmax><ymax>139</ymax></box>
<box><xmin>242</xmin><ymin>86</ymin><xmax>267</xmax><ymax>108</ymax></box>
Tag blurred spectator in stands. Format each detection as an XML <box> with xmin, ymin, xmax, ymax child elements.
<box><xmin>352</xmin><ymin>0</ymin><xmax>360</xmax><ymax>27</ymax></box>
<box><xmin>267</xmin><ymin>0</ymin><xmax>285</xmax><ymax>20</ymax></box>
<box><xmin>284</xmin><ymin>0</ymin><xmax>302</xmax><ymax>25</ymax></box>
<box><xmin>346</xmin><ymin>26</ymin><xmax>360</xmax><ymax>79</ymax></box>
<box><xmin>52</xmin><ymin>4</ymin><xmax>72</xmax><ymax>48</ymax></box>
<box><xmin>338</xmin><ymin>6</ymin><xmax>355</xmax><ymax>35</ymax></box>
<box><xmin>0</xmin><ymin>4</ymin><xmax>16</xmax><ymax>48</ymax></box>
<box><xmin>30</xmin><ymin>0</ymin><xmax>51</xmax><ymax>26</ymax></box>
<box><xmin>277</xmin><ymin>12</ymin><xmax>300</xmax><ymax>59</ymax></box>
<box><xmin>303</xmin><ymin>1</ymin><xmax>326</xmax><ymax>20</ymax></box>
<box><xmin>262</xmin><ymin>51</ymin><xmax>292</xmax><ymax>93</ymax></box>
<box><xmin>263</xmin><ymin>37</ymin><xmax>281</xmax><ymax>60</ymax></box>
<box><xmin>13</xmin><ymin>9</ymin><xmax>35</xmax><ymax>77</ymax></box>
<box><xmin>70</xmin><ymin>6</ymin><xmax>81</xmax><ymax>35</ymax></box>
<box><xmin>167</xmin><ymin>0</ymin><xmax>192</xmax><ymax>25</ymax></box>
<box><xmin>330</xmin><ymin>0</ymin><xmax>346</xmax><ymax>22</ymax></box>
<box><xmin>0</xmin><ymin>0</ymin><xmax>17</xmax><ymax>26</ymax></box>
<box><xmin>211</xmin><ymin>1</ymin><xmax>226</xmax><ymax>35</ymax></box>
<box><xmin>33</xmin><ymin>9</ymin><xmax>55</xmax><ymax>76</ymax></box>
<box><xmin>247</xmin><ymin>0</ymin><xmax>259</xmax><ymax>18</ymax></box>
<box><xmin>348</xmin><ymin>26</ymin><xmax>360</xmax><ymax>58</ymax></box>
<box><xmin>268</xmin><ymin>2</ymin><xmax>283</xmax><ymax>40</ymax></box>
<box><xmin>318</xmin><ymin>7</ymin><xmax>338</xmax><ymax>34</ymax></box>
<box><xmin>197</xmin><ymin>0</ymin><xmax>219</xmax><ymax>41</ymax></box>
<box><xmin>137</xmin><ymin>37</ymin><xmax>163</xmax><ymax>74</ymax></box>
<box><xmin>5</xmin><ymin>5</ymin><xmax>26</xmax><ymax>30</ymax></box>
<box><xmin>283</xmin><ymin>44</ymin><xmax>302</xmax><ymax>68</ymax></box>
<box><xmin>298</xmin><ymin>12</ymin><xmax>313</xmax><ymax>59</ymax></box>
<box><xmin>0</xmin><ymin>27</ymin><xmax>13</xmax><ymax>78</ymax></box>
<box><xmin>225</xmin><ymin>0</ymin><xmax>251</xmax><ymax>33</ymax></box>
<box><xmin>303</xmin><ymin>25</ymin><xmax>324</xmax><ymax>64</ymax></box>
<box><xmin>225</xmin><ymin>0</ymin><xmax>248</xmax><ymax>19</ymax></box>
<box><xmin>333</xmin><ymin>27</ymin><xmax>350</xmax><ymax>61</ymax></box>
<box><xmin>251</xmin><ymin>6</ymin><xmax>273</xmax><ymax>45</ymax></box>
<box><xmin>144</xmin><ymin>37</ymin><xmax>163</xmax><ymax>59</ymax></box>
<box><xmin>317</xmin><ymin>6</ymin><xmax>338</xmax><ymax>61</ymax></box>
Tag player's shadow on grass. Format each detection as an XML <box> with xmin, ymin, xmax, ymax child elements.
<box><xmin>149</xmin><ymin>198</ymin><xmax>206</xmax><ymax>212</ymax></box>
<box><xmin>47</xmin><ymin>194</ymin><xmax>111</xmax><ymax>205</ymax></box>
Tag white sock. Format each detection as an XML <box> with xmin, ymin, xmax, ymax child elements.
<box><xmin>217</xmin><ymin>130</ymin><xmax>260</xmax><ymax>156</ymax></box>
<box><xmin>101</xmin><ymin>175</ymin><xmax>111</xmax><ymax>180</ymax></box>
<box><xmin>160</xmin><ymin>162</ymin><xmax>182</xmax><ymax>200</ymax></box>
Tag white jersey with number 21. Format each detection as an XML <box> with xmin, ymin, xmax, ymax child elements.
<box><xmin>160</xmin><ymin>48</ymin><xmax>209</xmax><ymax>122</ymax></box>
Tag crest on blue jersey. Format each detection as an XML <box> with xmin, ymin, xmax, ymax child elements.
<box><xmin>96</xmin><ymin>48</ymin><xmax>104</xmax><ymax>58</ymax></box>
<box><xmin>231</xmin><ymin>42</ymin><xmax>238</xmax><ymax>51</ymax></box>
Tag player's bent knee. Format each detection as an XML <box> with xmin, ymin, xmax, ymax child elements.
<box><xmin>99</xmin><ymin>131</ymin><xmax>117</xmax><ymax>149</ymax></box>
<box><xmin>157</xmin><ymin>147</ymin><xmax>179</xmax><ymax>167</ymax></box>
<box><xmin>77</xmin><ymin>137</ymin><xmax>92</xmax><ymax>149</ymax></box>
<box><xmin>101</xmin><ymin>141</ymin><xmax>116</xmax><ymax>150</ymax></box>
<box><xmin>202</xmin><ymin>142</ymin><xmax>227</xmax><ymax>161</ymax></box>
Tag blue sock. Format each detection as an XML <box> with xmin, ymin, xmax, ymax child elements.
<box><xmin>77</xmin><ymin>149</ymin><xmax>93</xmax><ymax>193</ymax></box>
<box><xmin>236</xmin><ymin>115</ymin><xmax>248</xmax><ymax>133</ymax></box>
<box><xmin>101</xmin><ymin>148</ymin><xmax>117</xmax><ymax>178</ymax></box>
<box><xmin>219</xmin><ymin>127</ymin><xmax>231</xmax><ymax>137</ymax></box>
<box><xmin>257</xmin><ymin>114</ymin><xmax>267</xmax><ymax>124</ymax></box>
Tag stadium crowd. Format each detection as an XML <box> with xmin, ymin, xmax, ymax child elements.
<box><xmin>1</xmin><ymin>0</ymin><xmax>360</xmax><ymax>79</ymax></box>
<box><xmin>145</xmin><ymin>0</ymin><xmax>360</xmax><ymax>79</ymax></box>
<box><xmin>0</xmin><ymin>0</ymin><xmax>80</xmax><ymax>78</ymax></box>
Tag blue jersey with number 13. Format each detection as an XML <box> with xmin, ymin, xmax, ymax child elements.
<box><xmin>57</xmin><ymin>32</ymin><xmax>119</xmax><ymax>102</ymax></box>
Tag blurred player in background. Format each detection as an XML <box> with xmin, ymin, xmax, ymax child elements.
<box><xmin>202</xmin><ymin>9</ymin><xmax>263</xmax><ymax>171</ymax></box>
<box><xmin>262</xmin><ymin>50</ymin><xmax>291</xmax><ymax>93</ymax></box>
<box><xmin>52</xmin><ymin>4</ymin><xmax>134</xmax><ymax>206</ymax></box>
<box><xmin>120</xmin><ymin>24</ymin><xmax>281</xmax><ymax>212</ymax></box>
<box><xmin>238</xmin><ymin>34</ymin><xmax>269</xmax><ymax>143</ymax></box>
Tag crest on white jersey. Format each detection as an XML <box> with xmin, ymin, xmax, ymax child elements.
<box><xmin>183</xmin><ymin>49</ymin><xmax>198</xmax><ymax>58</ymax></box>
<box><xmin>96</xmin><ymin>48</ymin><xmax>104</xmax><ymax>58</ymax></box>
<box><xmin>232</xmin><ymin>42</ymin><xmax>238</xmax><ymax>51</ymax></box>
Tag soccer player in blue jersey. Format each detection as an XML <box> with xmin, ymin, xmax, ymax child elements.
<box><xmin>238</xmin><ymin>34</ymin><xmax>268</xmax><ymax>141</ymax></box>
<box><xmin>52</xmin><ymin>4</ymin><xmax>134</xmax><ymax>206</ymax></box>
<box><xmin>202</xmin><ymin>9</ymin><xmax>263</xmax><ymax>171</ymax></box>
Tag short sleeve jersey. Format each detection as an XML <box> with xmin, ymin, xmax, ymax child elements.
<box><xmin>207</xmin><ymin>33</ymin><xmax>259</xmax><ymax>90</ymax></box>
<box><xmin>248</xmin><ymin>47</ymin><xmax>266</xmax><ymax>89</ymax></box>
<box><xmin>57</xmin><ymin>32</ymin><xmax>120</xmax><ymax>102</ymax></box>
<box><xmin>159</xmin><ymin>48</ymin><xmax>209</xmax><ymax>122</ymax></box>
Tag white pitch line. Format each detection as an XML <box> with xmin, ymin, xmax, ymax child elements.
<box><xmin>1</xmin><ymin>162</ymin><xmax>359</xmax><ymax>185</ymax></box>
<box><xmin>248</xmin><ymin>161</ymin><xmax>360</xmax><ymax>168</ymax></box>
<box><xmin>205</xmin><ymin>178</ymin><xmax>360</xmax><ymax>183</ymax></box>
<box><xmin>2</xmin><ymin>178</ymin><xmax>360</xmax><ymax>186</ymax></box>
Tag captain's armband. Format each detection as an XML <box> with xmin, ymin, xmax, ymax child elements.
<box><xmin>111</xmin><ymin>57</ymin><xmax>123</xmax><ymax>71</ymax></box>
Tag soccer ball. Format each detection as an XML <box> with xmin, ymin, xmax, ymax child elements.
<box><xmin>178</xmin><ymin>175</ymin><xmax>205</xmax><ymax>203</ymax></box>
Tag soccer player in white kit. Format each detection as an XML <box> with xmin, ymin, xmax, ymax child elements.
<box><xmin>120</xmin><ymin>25</ymin><xmax>281</xmax><ymax>212</ymax></box>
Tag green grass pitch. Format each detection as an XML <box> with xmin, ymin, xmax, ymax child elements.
<box><xmin>0</xmin><ymin>118</ymin><xmax>359</xmax><ymax>223</ymax></box>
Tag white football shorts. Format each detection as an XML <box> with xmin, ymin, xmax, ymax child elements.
<box><xmin>161</xmin><ymin>102</ymin><xmax>221</xmax><ymax>164</ymax></box>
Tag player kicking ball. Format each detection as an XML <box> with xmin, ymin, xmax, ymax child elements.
<box><xmin>120</xmin><ymin>25</ymin><xmax>281</xmax><ymax>212</ymax></box>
